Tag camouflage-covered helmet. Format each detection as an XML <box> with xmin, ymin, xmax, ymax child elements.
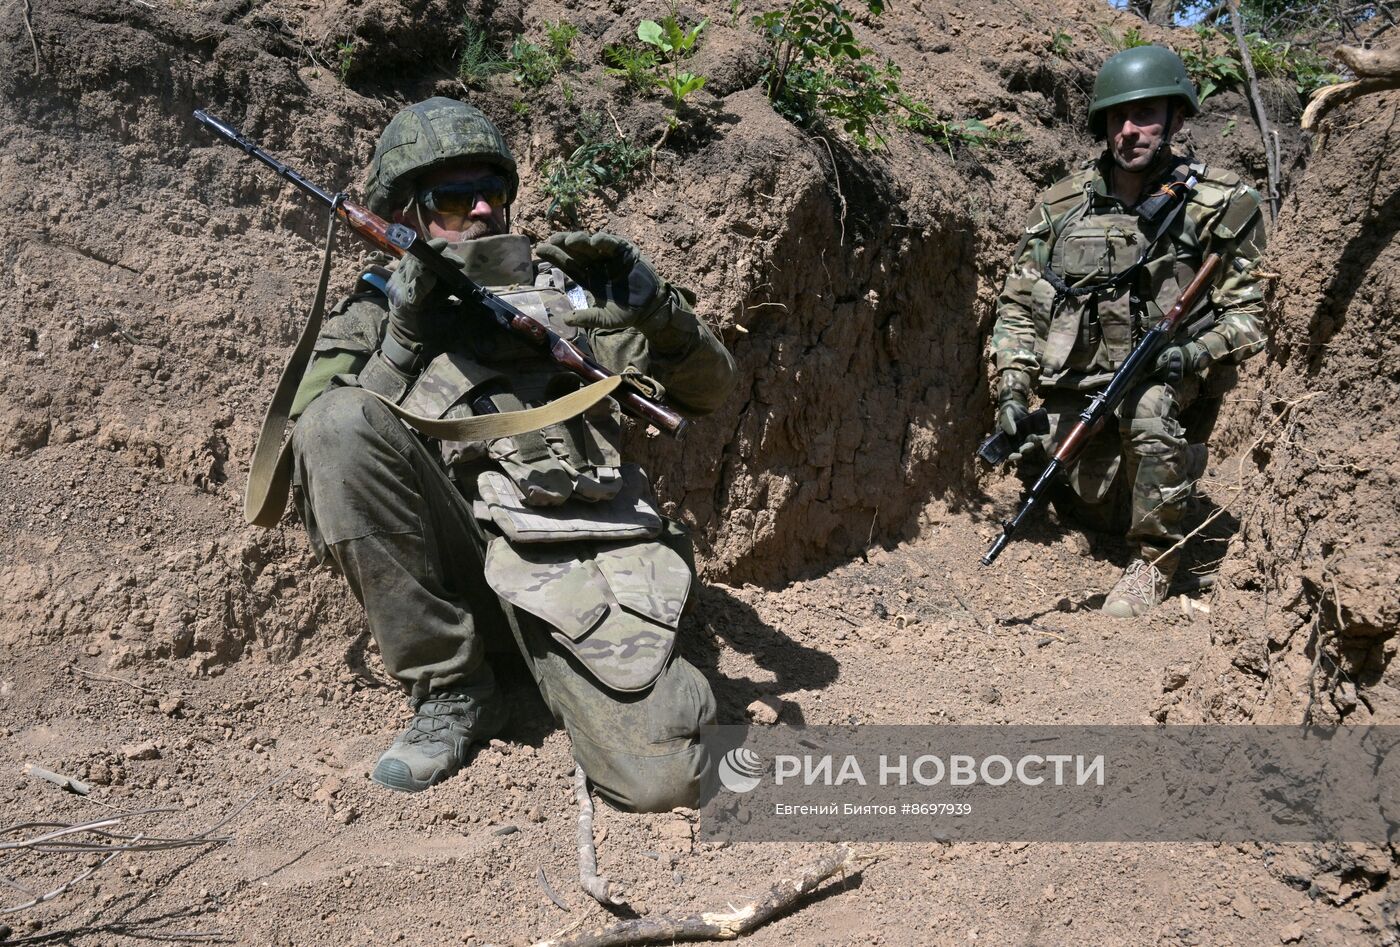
<box><xmin>1088</xmin><ymin>46</ymin><xmax>1199</xmax><ymax>137</ymax></box>
<box><xmin>364</xmin><ymin>97</ymin><xmax>518</xmax><ymax>215</ymax></box>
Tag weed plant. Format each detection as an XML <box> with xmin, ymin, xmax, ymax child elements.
<box><xmin>458</xmin><ymin>19</ymin><xmax>506</xmax><ymax>87</ymax></box>
<box><xmin>508</xmin><ymin>20</ymin><xmax>580</xmax><ymax>90</ymax></box>
<box><xmin>1178</xmin><ymin>25</ymin><xmax>1339</xmax><ymax>103</ymax></box>
<box><xmin>542</xmin><ymin>113</ymin><xmax>651</xmax><ymax>219</ymax></box>
<box><xmin>753</xmin><ymin>0</ymin><xmax>1013</xmax><ymax>155</ymax></box>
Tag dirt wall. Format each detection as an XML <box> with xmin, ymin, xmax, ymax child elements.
<box><xmin>0</xmin><ymin>0</ymin><xmax>1279</xmax><ymax>612</ymax></box>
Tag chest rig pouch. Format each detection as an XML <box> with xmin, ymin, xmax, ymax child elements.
<box><xmin>400</xmin><ymin>235</ymin><xmax>625</xmax><ymax>506</ymax></box>
<box><xmin>1041</xmin><ymin>209</ymin><xmax>1146</xmax><ymax>374</ymax></box>
<box><xmin>1036</xmin><ymin>163</ymin><xmax>1200</xmax><ymax>377</ymax></box>
<box><xmin>398</xmin><ymin>235</ymin><xmax>686</xmax><ymax>693</ymax></box>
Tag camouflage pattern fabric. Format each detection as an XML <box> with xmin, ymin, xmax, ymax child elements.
<box><xmin>482</xmin><ymin>536</ymin><xmax>690</xmax><ymax>693</ymax></box>
<box><xmin>1019</xmin><ymin>374</ymin><xmax>1201</xmax><ymax>559</ymax></box>
<box><xmin>364</xmin><ymin>98</ymin><xmax>519</xmax><ymax>216</ymax></box>
<box><xmin>291</xmin><ymin>385</ymin><xmax>714</xmax><ymax>811</ymax></box>
<box><xmin>991</xmin><ymin>156</ymin><xmax>1267</xmax><ymax>390</ymax></box>
<box><xmin>991</xmin><ymin>153</ymin><xmax>1266</xmax><ymax>558</ymax></box>
<box><xmin>475</xmin><ymin>467</ymin><xmax>662</xmax><ymax>543</ymax></box>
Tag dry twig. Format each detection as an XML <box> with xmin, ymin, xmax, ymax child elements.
<box><xmin>22</xmin><ymin>762</ymin><xmax>90</xmax><ymax>796</ymax></box>
<box><xmin>574</xmin><ymin>766</ymin><xmax>627</xmax><ymax>909</ymax></box>
<box><xmin>539</xmin><ymin>866</ymin><xmax>573</xmax><ymax>913</ymax></box>
<box><xmin>68</xmin><ymin>664</ymin><xmax>160</xmax><ymax>695</ymax></box>
<box><xmin>532</xmin><ymin>845</ymin><xmax>876</xmax><ymax>946</ymax></box>
<box><xmin>1228</xmin><ymin>0</ymin><xmax>1281</xmax><ymax>218</ymax></box>
<box><xmin>22</xmin><ymin>0</ymin><xmax>39</xmax><ymax>74</ymax></box>
<box><xmin>1</xmin><ymin>845</ymin><xmax>127</xmax><ymax>914</ymax></box>
<box><xmin>0</xmin><ymin>772</ymin><xmax>287</xmax><ymax>914</ymax></box>
<box><xmin>1146</xmin><ymin>391</ymin><xmax>1323</xmax><ymax>573</ymax></box>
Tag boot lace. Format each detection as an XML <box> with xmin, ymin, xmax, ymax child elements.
<box><xmin>1117</xmin><ymin>558</ymin><xmax>1167</xmax><ymax>606</ymax></box>
<box><xmin>403</xmin><ymin>693</ymin><xmax>479</xmax><ymax>745</ymax></box>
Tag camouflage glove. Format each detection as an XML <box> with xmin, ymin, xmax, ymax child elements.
<box><xmin>382</xmin><ymin>237</ymin><xmax>465</xmax><ymax>371</ymax></box>
<box><xmin>1152</xmin><ymin>341</ymin><xmax>1209</xmax><ymax>387</ymax></box>
<box><xmin>535</xmin><ymin>232</ymin><xmax>669</xmax><ymax>336</ymax></box>
<box><xmin>996</xmin><ymin>369</ymin><xmax>1037</xmax><ymax>463</ymax></box>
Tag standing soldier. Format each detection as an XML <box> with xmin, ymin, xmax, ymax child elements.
<box><xmin>989</xmin><ymin>47</ymin><xmax>1267</xmax><ymax>616</ymax></box>
<box><xmin>288</xmin><ymin>98</ymin><xmax>737</xmax><ymax>809</ymax></box>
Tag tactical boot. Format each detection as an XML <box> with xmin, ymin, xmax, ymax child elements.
<box><xmin>371</xmin><ymin>667</ymin><xmax>506</xmax><ymax>793</ymax></box>
<box><xmin>1102</xmin><ymin>556</ymin><xmax>1176</xmax><ymax>618</ymax></box>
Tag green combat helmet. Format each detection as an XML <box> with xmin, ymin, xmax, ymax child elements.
<box><xmin>365</xmin><ymin>97</ymin><xmax>518</xmax><ymax>216</ymax></box>
<box><xmin>1087</xmin><ymin>46</ymin><xmax>1199</xmax><ymax>137</ymax></box>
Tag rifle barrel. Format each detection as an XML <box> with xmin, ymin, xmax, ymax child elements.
<box><xmin>193</xmin><ymin>110</ymin><xmax>338</xmax><ymax>206</ymax></box>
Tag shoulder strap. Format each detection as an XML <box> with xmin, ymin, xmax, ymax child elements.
<box><xmin>242</xmin><ymin>205</ymin><xmax>621</xmax><ymax>529</ymax></box>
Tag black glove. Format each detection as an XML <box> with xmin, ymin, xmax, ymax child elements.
<box><xmin>382</xmin><ymin>238</ymin><xmax>464</xmax><ymax>369</ymax></box>
<box><xmin>535</xmin><ymin>232</ymin><xmax>668</xmax><ymax>335</ymax></box>
<box><xmin>1152</xmin><ymin>341</ymin><xmax>1208</xmax><ymax>387</ymax></box>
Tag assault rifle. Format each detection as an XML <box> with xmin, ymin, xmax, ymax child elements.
<box><xmin>192</xmin><ymin>109</ymin><xmax>687</xmax><ymax>437</ymax></box>
<box><xmin>980</xmin><ymin>252</ymin><xmax>1222</xmax><ymax>567</ymax></box>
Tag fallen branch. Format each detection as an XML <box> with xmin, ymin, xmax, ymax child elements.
<box><xmin>574</xmin><ymin>766</ymin><xmax>626</xmax><ymax>909</ymax></box>
<box><xmin>532</xmin><ymin>846</ymin><xmax>875</xmax><ymax>947</ymax></box>
<box><xmin>1229</xmin><ymin>0</ymin><xmax>1281</xmax><ymax>218</ymax></box>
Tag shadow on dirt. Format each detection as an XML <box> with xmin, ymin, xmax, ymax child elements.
<box><xmin>682</xmin><ymin>585</ymin><xmax>841</xmax><ymax>726</ymax></box>
<box><xmin>6</xmin><ymin>846</ymin><xmax>224</xmax><ymax>945</ymax></box>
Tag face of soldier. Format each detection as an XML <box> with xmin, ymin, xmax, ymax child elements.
<box><xmin>1105</xmin><ymin>97</ymin><xmax>1185</xmax><ymax>173</ymax></box>
<box><xmin>396</xmin><ymin>162</ymin><xmax>509</xmax><ymax>242</ymax></box>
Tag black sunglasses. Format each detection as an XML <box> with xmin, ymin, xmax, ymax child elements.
<box><xmin>416</xmin><ymin>177</ymin><xmax>510</xmax><ymax>214</ymax></box>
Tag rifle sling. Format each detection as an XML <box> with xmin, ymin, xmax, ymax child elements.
<box><xmin>242</xmin><ymin>203</ymin><xmax>621</xmax><ymax>529</ymax></box>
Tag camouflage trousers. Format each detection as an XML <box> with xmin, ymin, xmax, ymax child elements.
<box><xmin>291</xmin><ymin>386</ymin><xmax>715</xmax><ymax>812</ymax></box>
<box><xmin>1026</xmin><ymin>377</ymin><xmax>1200</xmax><ymax>559</ymax></box>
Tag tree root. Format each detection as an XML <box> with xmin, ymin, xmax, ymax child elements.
<box><xmin>1303</xmin><ymin>44</ymin><xmax>1400</xmax><ymax>131</ymax></box>
<box><xmin>533</xmin><ymin>845</ymin><xmax>875</xmax><ymax>947</ymax></box>
<box><xmin>574</xmin><ymin>766</ymin><xmax>627</xmax><ymax>910</ymax></box>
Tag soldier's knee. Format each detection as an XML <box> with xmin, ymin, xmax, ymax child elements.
<box><xmin>293</xmin><ymin>386</ymin><xmax>395</xmax><ymax>465</ymax></box>
<box><xmin>584</xmin><ymin>742</ymin><xmax>711</xmax><ymax>813</ymax></box>
<box><xmin>572</xmin><ymin>660</ymin><xmax>716</xmax><ymax>813</ymax></box>
<box><xmin>1126</xmin><ymin>414</ymin><xmax>1185</xmax><ymax>458</ymax></box>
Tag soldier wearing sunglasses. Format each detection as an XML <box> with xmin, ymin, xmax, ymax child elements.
<box><xmin>287</xmin><ymin>97</ymin><xmax>737</xmax><ymax>811</ymax></box>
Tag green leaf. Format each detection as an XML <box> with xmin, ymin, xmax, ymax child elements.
<box><xmin>677</xmin><ymin>72</ymin><xmax>706</xmax><ymax>96</ymax></box>
<box><xmin>638</xmin><ymin>20</ymin><xmax>665</xmax><ymax>49</ymax></box>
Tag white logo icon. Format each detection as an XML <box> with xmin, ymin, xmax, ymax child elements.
<box><xmin>718</xmin><ymin>747</ymin><xmax>765</xmax><ymax>793</ymax></box>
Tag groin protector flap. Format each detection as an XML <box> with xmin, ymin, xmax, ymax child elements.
<box><xmin>482</xmin><ymin>537</ymin><xmax>679</xmax><ymax>692</ymax></box>
<box><xmin>483</xmin><ymin>538</ymin><xmax>608</xmax><ymax>642</ymax></box>
<box><xmin>594</xmin><ymin>541</ymin><xmax>690</xmax><ymax>629</ymax></box>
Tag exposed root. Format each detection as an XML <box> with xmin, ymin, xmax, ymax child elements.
<box><xmin>22</xmin><ymin>0</ymin><xmax>39</xmax><ymax>74</ymax></box>
<box><xmin>532</xmin><ymin>846</ymin><xmax>876</xmax><ymax>946</ymax></box>
<box><xmin>574</xmin><ymin>766</ymin><xmax>627</xmax><ymax>910</ymax></box>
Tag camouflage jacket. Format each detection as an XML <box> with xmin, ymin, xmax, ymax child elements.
<box><xmin>291</xmin><ymin>234</ymin><xmax>736</xmax><ymax>420</ymax></box>
<box><xmin>990</xmin><ymin>153</ymin><xmax>1267</xmax><ymax>392</ymax></box>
